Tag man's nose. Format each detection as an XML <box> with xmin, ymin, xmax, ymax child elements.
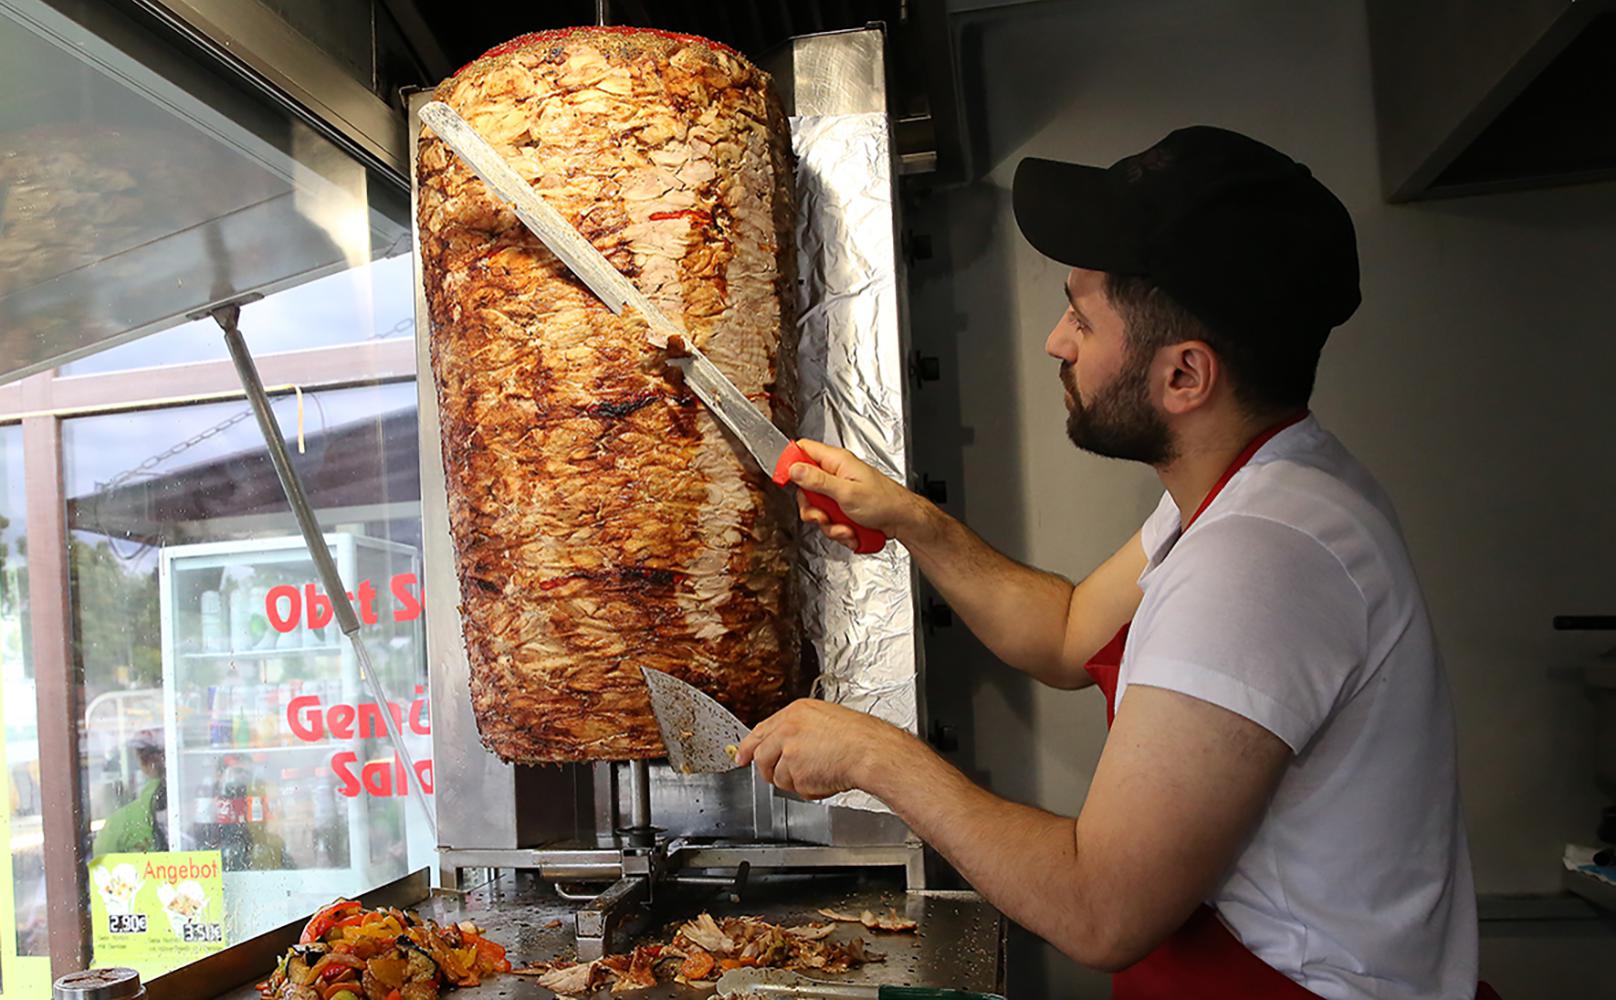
<box><xmin>1046</xmin><ymin>323</ymin><xmax>1076</xmax><ymax>362</ymax></box>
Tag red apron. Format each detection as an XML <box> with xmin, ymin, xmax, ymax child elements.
<box><xmin>1088</xmin><ymin>412</ymin><xmax>1499</xmax><ymax>1000</ymax></box>
<box><xmin>1089</xmin><ymin>413</ymin><xmax>1314</xmax><ymax>999</ymax></box>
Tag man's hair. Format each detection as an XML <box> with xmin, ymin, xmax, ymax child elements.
<box><xmin>1104</xmin><ymin>273</ymin><xmax>1320</xmax><ymax>411</ymax></box>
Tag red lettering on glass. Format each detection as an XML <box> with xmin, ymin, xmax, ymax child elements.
<box><xmin>391</xmin><ymin>573</ymin><xmax>423</xmax><ymax>623</ymax></box>
<box><xmin>266</xmin><ymin>585</ymin><xmax>301</xmax><ymax>632</ymax></box>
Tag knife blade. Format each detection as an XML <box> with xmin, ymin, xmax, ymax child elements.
<box><xmin>669</xmin><ymin>357</ymin><xmax>886</xmax><ymax>554</ymax></box>
<box><xmin>417</xmin><ymin>100</ymin><xmax>682</xmax><ymax>343</ymax></box>
<box><xmin>715</xmin><ymin>967</ymin><xmax>1005</xmax><ymax>999</ymax></box>
<box><xmin>419</xmin><ymin>100</ymin><xmax>885</xmax><ymax>554</ymax></box>
<box><xmin>715</xmin><ymin>967</ymin><xmax>875</xmax><ymax>997</ymax></box>
<box><xmin>640</xmin><ymin>666</ymin><xmax>751</xmax><ymax>774</ymax></box>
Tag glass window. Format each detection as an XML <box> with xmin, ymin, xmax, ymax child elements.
<box><xmin>0</xmin><ymin>425</ymin><xmax>49</xmax><ymax>996</ymax></box>
<box><xmin>0</xmin><ymin>0</ymin><xmax>411</xmax><ymax>381</ymax></box>
<box><xmin>56</xmin><ymin>253</ymin><xmax>416</xmax><ymax>378</ymax></box>
<box><xmin>2</xmin><ymin>0</ymin><xmax>428</xmax><ymax>982</ymax></box>
<box><xmin>63</xmin><ymin>381</ymin><xmax>431</xmax><ymax>972</ymax></box>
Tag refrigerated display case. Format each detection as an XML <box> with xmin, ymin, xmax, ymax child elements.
<box><xmin>158</xmin><ymin>532</ymin><xmax>430</xmax><ymax>945</ymax></box>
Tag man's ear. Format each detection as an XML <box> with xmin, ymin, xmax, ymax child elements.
<box><xmin>1159</xmin><ymin>341</ymin><xmax>1219</xmax><ymax>415</ymax></box>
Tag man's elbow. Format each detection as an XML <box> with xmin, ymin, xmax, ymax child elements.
<box><xmin>1055</xmin><ymin>913</ymin><xmax>1158</xmax><ymax>973</ymax></box>
<box><xmin>1070</xmin><ymin>936</ymin><xmax>1153</xmax><ymax>974</ymax></box>
<box><xmin>1041</xmin><ymin>664</ymin><xmax>1096</xmax><ymax>692</ymax></box>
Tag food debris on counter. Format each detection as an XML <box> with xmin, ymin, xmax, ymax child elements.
<box><xmin>818</xmin><ymin>907</ymin><xmax>920</xmax><ymax>932</ymax></box>
<box><xmin>255</xmin><ymin>899</ymin><xmax>511</xmax><ymax>1000</ymax></box>
<box><xmin>508</xmin><ymin>911</ymin><xmax>885</xmax><ymax>998</ymax></box>
<box><xmin>511</xmin><ymin>944</ymin><xmax>668</xmax><ymax>996</ymax></box>
<box><xmin>671</xmin><ymin>912</ymin><xmax>879</xmax><ymax>984</ymax></box>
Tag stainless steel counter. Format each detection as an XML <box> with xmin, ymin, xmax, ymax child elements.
<box><xmin>215</xmin><ymin>871</ymin><xmax>1004</xmax><ymax>999</ymax></box>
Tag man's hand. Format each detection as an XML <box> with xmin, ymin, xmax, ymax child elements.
<box><xmin>786</xmin><ymin>439</ymin><xmax>934</xmax><ymax>551</ymax></box>
<box><xmin>785</xmin><ymin>440</ymin><xmax>1137</xmax><ymax>689</ymax></box>
<box><xmin>736</xmin><ymin>699</ymin><xmax>914</xmax><ymax>800</ymax></box>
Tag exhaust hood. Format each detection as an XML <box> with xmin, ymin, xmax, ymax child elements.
<box><xmin>1368</xmin><ymin>0</ymin><xmax>1616</xmax><ymax>201</ymax></box>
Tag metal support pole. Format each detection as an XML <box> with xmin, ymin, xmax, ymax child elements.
<box><xmin>596</xmin><ymin>760</ymin><xmax>620</xmax><ymax>834</ymax></box>
<box><xmin>595</xmin><ymin>0</ymin><xmax>609</xmax><ymax>26</ymax></box>
<box><xmin>211</xmin><ymin>298</ymin><xmax>356</xmax><ymax>634</ymax></box>
<box><xmin>628</xmin><ymin>758</ymin><xmax>651</xmax><ymax>831</ymax></box>
<box><xmin>211</xmin><ymin>300</ymin><xmax>437</xmax><ymax>841</ymax></box>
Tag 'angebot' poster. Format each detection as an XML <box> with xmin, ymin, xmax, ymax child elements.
<box><xmin>88</xmin><ymin>851</ymin><xmax>226</xmax><ymax>979</ymax></box>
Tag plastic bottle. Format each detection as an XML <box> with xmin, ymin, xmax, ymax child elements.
<box><xmin>220</xmin><ymin>764</ymin><xmax>249</xmax><ymax>871</ymax></box>
<box><xmin>251</xmin><ymin>586</ymin><xmax>276</xmax><ymax>650</ymax></box>
<box><xmin>199</xmin><ymin>590</ymin><xmax>226</xmax><ymax>653</ymax></box>
<box><xmin>311</xmin><ymin>769</ymin><xmax>336</xmax><ymax>868</ymax></box>
<box><xmin>209</xmin><ymin>687</ymin><xmax>228</xmax><ymax>748</ymax></box>
<box><xmin>190</xmin><ymin>774</ymin><xmax>215</xmax><ymax>831</ymax></box>
<box><xmin>228</xmin><ymin>579</ymin><xmax>254</xmax><ymax>654</ymax></box>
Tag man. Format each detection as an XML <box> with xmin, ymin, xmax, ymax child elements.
<box><xmin>93</xmin><ymin>731</ymin><xmax>168</xmax><ymax>857</ymax></box>
<box><xmin>738</xmin><ymin>128</ymin><xmax>1482</xmax><ymax>998</ymax></box>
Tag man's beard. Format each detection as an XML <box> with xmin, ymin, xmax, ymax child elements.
<box><xmin>1063</xmin><ymin>358</ymin><xmax>1175</xmax><ymax>466</ymax></box>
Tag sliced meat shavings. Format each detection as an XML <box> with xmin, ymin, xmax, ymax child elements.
<box><xmin>669</xmin><ymin>913</ymin><xmax>884</xmax><ymax>983</ymax></box>
<box><xmin>787</xmin><ymin>933</ymin><xmax>880</xmax><ymax>974</ymax></box>
<box><xmin>608</xmin><ymin>945</ymin><xmax>661</xmax><ymax>992</ymax></box>
<box><xmin>817</xmin><ymin>907</ymin><xmax>918</xmax><ymax>932</ymax></box>
<box><xmin>522</xmin><ymin>945</ymin><xmax>666</xmax><ymax>997</ymax></box>
<box><xmin>512</xmin><ymin>910</ymin><xmax>893</xmax><ymax>993</ymax></box>
<box><xmin>535</xmin><ymin>961</ymin><xmax>606</xmax><ymax>997</ymax></box>
<box><xmin>677</xmin><ymin>912</ymin><xmax>735</xmax><ymax>954</ymax></box>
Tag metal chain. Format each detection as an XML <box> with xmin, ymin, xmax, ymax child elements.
<box><xmin>372</xmin><ymin>315</ymin><xmax>415</xmax><ymax>341</ymax></box>
<box><xmin>95</xmin><ymin>407</ymin><xmax>256</xmax><ymax>494</ymax></box>
<box><xmin>93</xmin><ymin>311</ymin><xmax>416</xmax><ymax>493</ymax></box>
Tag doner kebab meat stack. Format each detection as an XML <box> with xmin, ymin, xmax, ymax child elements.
<box><xmin>416</xmin><ymin>27</ymin><xmax>803</xmax><ymax>762</ymax></box>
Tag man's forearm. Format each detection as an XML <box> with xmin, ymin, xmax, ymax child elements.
<box><xmin>858</xmin><ymin>732</ymin><xmax>1109</xmax><ymax>968</ymax></box>
<box><xmin>897</xmin><ymin>500</ymin><xmax>1084</xmax><ymax>687</ymax></box>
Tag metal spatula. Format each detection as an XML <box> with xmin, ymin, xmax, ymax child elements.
<box><xmin>640</xmin><ymin>666</ymin><xmax>751</xmax><ymax>773</ymax></box>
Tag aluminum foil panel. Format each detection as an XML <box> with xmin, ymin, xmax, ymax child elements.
<box><xmin>792</xmin><ymin>112</ymin><xmax>918</xmax><ymax>813</ymax></box>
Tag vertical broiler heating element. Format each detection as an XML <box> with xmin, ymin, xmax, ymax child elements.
<box><xmin>416</xmin><ymin>28</ymin><xmax>803</xmax><ymax>762</ymax></box>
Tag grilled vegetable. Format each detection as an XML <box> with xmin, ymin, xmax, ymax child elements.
<box><xmin>301</xmin><ymin>901</ymin><xmax>362</xmax><ymax>945</ymax></box>
<box><xmin>258</xmin><ymin>903</ymin><xmax>507</xmax><ymax>1000</ymax></box>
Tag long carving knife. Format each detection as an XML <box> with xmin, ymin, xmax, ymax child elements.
<box><xmin>418</xmin><ymin>100</ymin><xmax>885</xmax><ymax>554</ymax></box>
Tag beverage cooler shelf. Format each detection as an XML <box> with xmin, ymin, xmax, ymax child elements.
<box><xmin>159</xmin><ymin>532</ymin><xmax>432</xmax><ymax>946</ymax></box>
<box><xmin>181</xmin><ymin>647</ymin><xmax>346</xmax><ymax>660</ymax></box>
<box><xmin>182</xmin><ymin>743</ymin><xmax>344</xmax><ymax>756</ymax></box>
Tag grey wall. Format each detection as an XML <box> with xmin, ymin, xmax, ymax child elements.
<box><xmin>906</xmin><ymin>1</ymin><xmax>1616</xmax><ymax>995</ymax></box>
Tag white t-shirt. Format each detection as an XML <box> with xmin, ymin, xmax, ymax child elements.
<box><xmin>1115</xmin><ymin>416</ymin><xmax>1478</xmax><ymax>1000</ymax></box>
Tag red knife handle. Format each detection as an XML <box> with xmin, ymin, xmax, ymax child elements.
<box><xmin>772</xmin><ymin>441</ymin><xmax>888</xmax><ymax>554</ymax></box>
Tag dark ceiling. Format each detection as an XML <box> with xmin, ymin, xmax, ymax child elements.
<box><xmin>395</xmin><ymin>0</ymin><xmax>962</xmax><ymax>179</ymax></box>
<box><xmin>408</xmin><ymin>0</ymin><xmax>908</xmax><ymax>73</ymax></box>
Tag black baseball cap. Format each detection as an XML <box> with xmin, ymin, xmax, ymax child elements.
<box><xmin>1013</xmin><ymin>126</ymin><xmax>1360</xmax><ymax>351</ymax></box>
